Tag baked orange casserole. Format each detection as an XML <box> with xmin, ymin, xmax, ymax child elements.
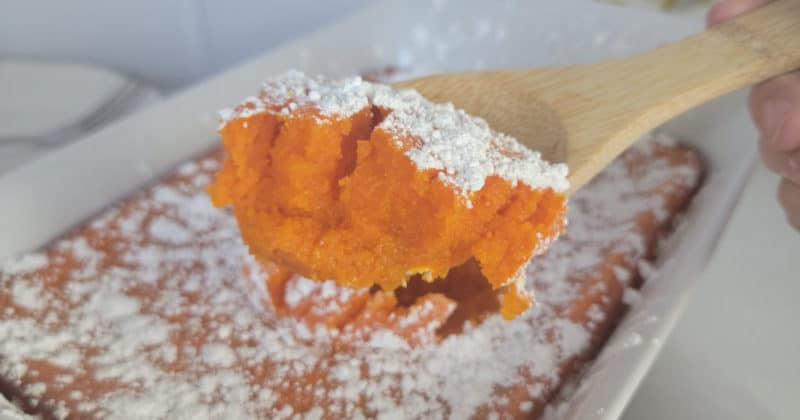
<box><xmin>209</xmin><ymin>71</ymin><xmax>569</xmax><ymax>319</ymax></box>
<box><xmin>0</xmin><ymin>70</ymin><xmax>702</xmax><ymax>419</ymax></box>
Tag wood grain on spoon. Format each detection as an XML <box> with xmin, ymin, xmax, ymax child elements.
<box><xmin>394</xmin><ymin>0</ymin><xmax>800</xmax><ymax>194</ymax></box>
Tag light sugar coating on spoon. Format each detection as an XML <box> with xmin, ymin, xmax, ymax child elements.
<box><xmin>211</xmin><ymin>70</ymin><xmax>569</xmax><ymax>319</ymax></box>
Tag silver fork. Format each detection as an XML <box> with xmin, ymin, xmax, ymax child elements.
<box><xmin>0</xmin><ymin>81</ymin><xmax>142</xmax><ymax>148</ymax></box>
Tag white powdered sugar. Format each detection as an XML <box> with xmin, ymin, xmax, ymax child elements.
<box><xmin>622</xmin><ymin>288</ymin><xmax>642</xmax><ymax>306</ymax></box>
<box><xmin>373</xmin><ymin>84</ymin><xmax>569</xmax><ymax>195</ymax></box>
<box><xmin>0</xmin><ymin>132</ymin><xmax>699</xmax><ymax>419</ymax></box>
<box><xmin>0</xmin><ymin>254</ymin><xmax>48</xmax><ymax>276</ymax></box>
<box><xmin>10</xmin><ymin>281</ymin><xmax>43</xmax><ymax>311</ymax></box>
<box><xmin>201</xmin><ymin>343</ymin><xmax>237</xmax><ymax>368</ymax></box>
<box><xmin>148</xmin><ymin>217</ymin><xmax>193</xmax><ymax>244</ymax></box>
<box><xmin>0</xmin><ymin>393</ymin><xmax>32</xmax><ymax>420</ymax></box>
<box><xmin>219</xmin><ymin>71</ymin><xmax>569</xmax><ymax>200</ymax></box>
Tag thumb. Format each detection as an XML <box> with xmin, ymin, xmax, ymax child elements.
<box><xmin>706</xmin><ymin>0</ymin><xmax>774</xmax><ymax>27</ymax></box>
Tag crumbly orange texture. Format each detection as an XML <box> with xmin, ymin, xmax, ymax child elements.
<box><xmin>244</xmin><ymin>260</ymin><xmax>456</xmax><ymax>347</ymax></box>
<box><xmin>209</xmin><ymin>101</ymin><xmax>566</xmax><ymax>320</ymax></box>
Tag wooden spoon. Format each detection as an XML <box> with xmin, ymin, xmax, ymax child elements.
<box><xmin>395</xmin><ymin>0</ymin><xmax>800</xmax><ymax>193</ymax></box>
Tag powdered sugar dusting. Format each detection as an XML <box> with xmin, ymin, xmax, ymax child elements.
<box><xmin>202</xmin><ymin>343</ymin><xmax>237</xmax><ymax>368</ymax></box>
<box><xmin>0</xmin><ymin>393</ymin><xmax>31</xmax><ymax>420</ymax></box>
<box><xmin>219</xmin><ymin>71</ymin><xmax>569</xmax><ymax>199</ymax></box>
<box><xmin>218</xmin><ymin>71</ymin><xmax>370</xmax><ymax>124</ymax></box>
<box><xmin>372</xmin><ymin>83</ymin><xmax>569</xmax><ymax>194</ymax></box>
<box><xmin>11</xmin><ymin>281</ymin><xmax>43</xmax><ymax>311</ymax></box>
<box><xmin>0</xmin><ymin>132</ymin><xmax>699</xmax><ymax>418</ymax></box>
<box><xmin>1</xmin><ymin>254</ymin><xmax>48</xmax><ymax>276</ymax></box>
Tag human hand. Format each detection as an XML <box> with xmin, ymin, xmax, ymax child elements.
<box><xmin>708</xmin><ymin>0</ymin><xmax>800</xmax><ymax>230</ymax></box>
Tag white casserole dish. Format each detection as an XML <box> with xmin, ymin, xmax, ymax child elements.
<box><xmin>0</xmin><ymin>0</ymin><xmax>757</xmax><ymax>418</ymax></box>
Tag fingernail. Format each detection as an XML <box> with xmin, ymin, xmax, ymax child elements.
<box><xmin>789</xmin><ymin>155</ymin><xmax>799</xmax><ymax>172</ymax></box>
<box><xmin>763</xmin><ymin>99</ymin><xmax>792</xmax><ymax>146</ymax></box>
<box><xmin>763</xmin><ymin>100</ymin><xmax>792</xmax><ymax>147</ymax></box>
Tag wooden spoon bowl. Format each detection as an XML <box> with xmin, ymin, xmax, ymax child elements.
<box><xmin>395</xmin><ymin>0</ymin><xmax>800</xmax><ymax>193</ymax></box>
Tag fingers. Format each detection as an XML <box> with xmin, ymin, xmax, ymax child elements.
<box><xmin>760</xmin><ymin>140</ymin><xmax>800</xmax><ymax>182</ymax></box>
<box><xmin>777</xmin><ymin>178</ymin><xmax>800</xmax><ymax>230</ymax></box>
<box><xmin>749</xmin><ymin>72</ymin><xmax>800</xmax><ymax>152</ymax></box>
<box><xmin>706</xmin><ymin>0</ymin><xmax>774</xmax><ymax>27</ymax></box>
<box><xmin>751</xmin><ymin>70</ymin><xmax>800</xmax><ymax>230</ymax></box>
<box><xmin>709</xmin><ymin>0</ymin><xmax>800</xmax><ymax>231</ymax></box>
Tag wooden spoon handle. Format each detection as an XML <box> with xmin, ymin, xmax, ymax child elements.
<box><xmin>561</xmin><ymin>0</ymin><xmax>800</xmax><ymax>190</ymax></box>
<box><xmin>710</xmin><ymin>0</ymin><xmax>800</xmax><ymax>79</ymax></box>
<box><xmin>614</xmin><ymin>0</ymin><xmax>800</xmax><ymax>112</ymax></box>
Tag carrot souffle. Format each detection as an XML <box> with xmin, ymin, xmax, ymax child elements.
<box><xmin>0</xmin><ymin>71</ymin><xmax>702</xmax><ymax>419</ymax></box>
<box><xmin>209</xmin><ymin>71</ymin><xmax>569</xmax><ymax>319</ymax></box>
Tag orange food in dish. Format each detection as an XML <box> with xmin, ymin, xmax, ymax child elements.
<box><xmin>0</xmin><ymin>135</ymin><xmax>702</xmax><ymax>419</ymax></box>
<box><xmin>208</xmin><ymin>72</ymin><xmax>568</xmax><ymax>319</ymax></box>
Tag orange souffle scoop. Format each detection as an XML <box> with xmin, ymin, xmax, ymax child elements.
<box><xmin>208</xmin><ymin>71</ymin><xmax>569</xmax><ymax>319</ymax></box>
